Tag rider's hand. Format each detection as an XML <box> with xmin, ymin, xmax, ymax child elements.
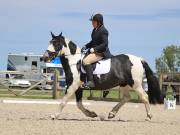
<box><xmin>90</xmin><ymin>48</ymin><xmax>95</xmax><ymax>53</ymax></box>
<box><xmin>81</xmin><ymin>46</ymin><xmax>87</xmax><ymax>53</ymax></box>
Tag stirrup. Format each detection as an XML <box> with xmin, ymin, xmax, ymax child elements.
<box><xmin>81</xmin><ymin>83</ymin><xmax>90</xmax><ymax>89</ymax></box>
<box><xmin>86</xmin><ymin>81</ymin><xmax>95</xmax><ymax>87</ymax></box>
<box><xmin>81</xmin><ymin>81</ymin><xmax>95</xmax><ymax>89</ymax></box>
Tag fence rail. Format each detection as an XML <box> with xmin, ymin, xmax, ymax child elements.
<box><xmin>0</xmin><ymin>70</ymin><xmax>61</xmax><ymax>99</ymax></box>
<box><xmin>159</xmin><ymin>73</ymin><xmax>180</xmax><ymax>103</ymax></box>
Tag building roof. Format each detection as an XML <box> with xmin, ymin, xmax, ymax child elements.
<box><xmin>8</xmin><ymin>53</ymin><xmax>43</xmax><ymax>57</ymax></box>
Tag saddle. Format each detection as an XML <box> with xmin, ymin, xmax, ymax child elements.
<box><xmin>81</xmin><ymin>55</ymin><xmax>111</xmax><ymax>75</ymax></box>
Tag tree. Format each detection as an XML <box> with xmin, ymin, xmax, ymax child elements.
<box><xmin>155</xmin><ymin>45</ymin><xmax>180</xmax><ymax>75</ymax></box>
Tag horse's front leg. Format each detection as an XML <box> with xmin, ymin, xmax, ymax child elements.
<box><xmin>51</xmin><ymin>82</ymin><xmax>80</xmax><ymax>119</ymax></box>
<box><xmin>75</xmin><ymin>88</ymin><xmax>98</xmax><ymax>118</ymax></box>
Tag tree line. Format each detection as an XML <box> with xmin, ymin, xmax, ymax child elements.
<box><xmin>155</xmin><ymin>45</ymin><xmax>180</xmax><ymax>75</ymax></box>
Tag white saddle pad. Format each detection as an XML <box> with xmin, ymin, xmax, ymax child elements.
<box><xmin>81</xmin><ymin>57</ymin><xmax>111</xmax><ymax>75</ymax></box>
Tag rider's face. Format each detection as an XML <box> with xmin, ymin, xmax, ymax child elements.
<box><xmin>92</xmin><ymin>21</ymin><xmax>98</xmax><ymax>28</ymax></box>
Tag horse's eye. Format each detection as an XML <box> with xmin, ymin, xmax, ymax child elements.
<box><xmin>51</xmin><ymin>40</ymin><xmax>56</xmax><ymax>44</ymax></box>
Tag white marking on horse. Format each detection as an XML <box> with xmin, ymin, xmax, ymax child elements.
<box><xmin>47</xmin><ymin>43</ymin><xmax>56</xmax><ymax>52</ymax></box>
<box><xmin>126</xmin><ymin>54</ymin><xmax>152</xmax><ymax>119</ymax></box>
<box><xmin>54</xmin><ymin>38</ymin><xmax>82</xmax><ymax>119</ymax></box>
<box><xmin>126</xmin><ymin>54</ymin><xmax>144</xmax><ymax>88</ymax></box>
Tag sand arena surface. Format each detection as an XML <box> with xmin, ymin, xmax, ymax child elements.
<box><xmin>0</xmin><ymin>99</ymin><xmax>180</xmax><ymax>135</ymax></box>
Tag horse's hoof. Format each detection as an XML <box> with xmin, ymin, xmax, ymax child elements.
<box><xmin>145</xmin><ymin>114</ymin><xmax>152</xmax><ymax>121</ymax></box>
<box><xmin>50</xmin><ymin>113</ymin><xmax>59</xmax><ymax>120</ymax></box>
<box><xmin>108</xmin><ymin>112</ymin><xmax>115</xmax><ymax>119</ymax></box>
<box><xmin>50</xmin><ymin>114</ymin><xmax>56</xmax><ymax>120</ymax></box>
<box><xmin>98</xmin><ymin>114</ymin><xmax>105</xmax><ymax>121</ymax></box>
<box><xmin>147</xmin><ymin>114</ymin><xmax>152</xmax><ymax>119</ymax></box>
<box><xmin>145</xmin><ymin>117</ymin><xmax>151</xmax><ymax>121</ymax></box>
<box><xmin>90</xmin><ymin>111</ymin><xmax>98</xmax><ymax>118</ymax></box>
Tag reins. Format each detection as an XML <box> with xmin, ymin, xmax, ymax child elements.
<box><xmin>60</xmin><ymin>52</ymin><xmax>82</xmax><ymax>67</ymax></box>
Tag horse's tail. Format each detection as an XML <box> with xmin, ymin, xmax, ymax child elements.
<box><xmin>141</xmin><ymin>60</ymin><xmax>163</xmax><ymax>104</ymax></box>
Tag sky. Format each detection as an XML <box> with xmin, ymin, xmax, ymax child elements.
<box><xmin>0</xmin><ymin>0</ymin><xmax>180</xmax><ymax>71</ymax></box>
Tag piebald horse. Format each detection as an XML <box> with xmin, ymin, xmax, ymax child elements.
<box><xmin>43</xmin><ymin>32</ymin><xmax>163</xmax><ymax>120</ymax></box>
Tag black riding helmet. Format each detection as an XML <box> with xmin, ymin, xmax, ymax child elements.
<box><xmin>89</xmin><ymin>14</ymin><xmax>103</xmax><ymax>25</ymax></box>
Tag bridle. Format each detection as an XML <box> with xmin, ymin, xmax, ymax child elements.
<box><xmin>46</xmin><ymin>39</ymin><xmax>89</xmax><ymax>67</ymax></box>
<box><xmin>47</xmin><ymin>49</ymin><xmax>82</xmax><ymax>67</ymax></box>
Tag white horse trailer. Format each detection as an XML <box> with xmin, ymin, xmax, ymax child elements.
<box><xmin>7</xmin><ymin>53</ymin><xmax>65</xmax><ymax>88</ymax></box>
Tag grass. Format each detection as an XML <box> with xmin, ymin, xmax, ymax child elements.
<box><xmin>0</xmin><ymin>89</ymin><xmax>52</xmax><ymax>99</ymax></box>
<box><xmin>0</xmin><ymin>87</ymin><xmax>140</xmax><ymax>102</ymax></box>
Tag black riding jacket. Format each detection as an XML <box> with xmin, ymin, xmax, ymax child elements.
<box><xmin>85</xmin><ymin>25</ymin><xmax>112</xmax><ymax>59</ymax></box>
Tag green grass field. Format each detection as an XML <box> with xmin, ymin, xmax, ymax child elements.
<box><xmin>0</xmin><ymin>87</ymin><xmax>140</xmax><ymax>102</ymax></box>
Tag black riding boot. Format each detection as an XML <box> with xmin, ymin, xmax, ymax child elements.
<box><xmin>84</xmin><ymin>65</ymin><xmax>95</xmax><ymax>88</ymax></box>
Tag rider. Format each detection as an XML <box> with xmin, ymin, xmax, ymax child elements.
<box><xmin>82</xmin><ymin>13</ymin><xmax>112</xmax><ymax>87</ymax></box>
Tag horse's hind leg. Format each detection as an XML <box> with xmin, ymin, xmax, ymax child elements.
<box><xmin>135</xmin><ymin>86</ymin><xmax>152</xmax><ymax>120</ymax></box>
<box><xmin>108</xmin><ymin>86</ymin><xmax>130</xmax><ymax>119</ymax></box>
<box><xmin>75</xmin><ymin>88</ymin><xmax>97</xmax><ymax>118</ymax></box>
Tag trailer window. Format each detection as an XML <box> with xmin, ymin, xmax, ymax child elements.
<box><xmin>25</xmin><ymin>56</ymin><xmax>28</xmax><ymax>61</ymax></box>
<box><xmin>32</xmin><ymin>61</ymin><xmax>37</xmax><ymax>67</ymax></box>
<box><xmin>40</xmin><ymin>57</ymin><xmax>43</xmax><ymax>62</ymax></box>
<box><xmin>43</xmin><ymin>68</ymin><xmax>46</xmax><ymax>73</ymax></box>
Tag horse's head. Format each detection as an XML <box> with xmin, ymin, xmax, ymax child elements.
<box><xmin>43</xmin><ymin>32</ymin><xmax>79</xmax><ymax>62</ymax></box>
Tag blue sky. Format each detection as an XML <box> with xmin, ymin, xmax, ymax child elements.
<box><xmin>0</xmin><ymin>0</ymin><xmax>180</xmax><ymax>70</ymax></box>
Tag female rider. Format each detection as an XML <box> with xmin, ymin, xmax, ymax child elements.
<box><xmin>82</xmin><ymin>13</ymin><xmax>112</xmax><ymax>87</ymax></box>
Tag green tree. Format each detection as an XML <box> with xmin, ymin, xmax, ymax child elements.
<box><xmin>155</xmin><ymin>45</ymin><xmax>180</xmax><ymax>74</ymax></box>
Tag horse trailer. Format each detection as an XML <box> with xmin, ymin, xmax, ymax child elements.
<box><xmin>7</xmin><ymin>53</ymin><xmax>65</xmax><ymax>88</ymax></box>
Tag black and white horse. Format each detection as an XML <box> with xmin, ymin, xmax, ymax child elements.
<box><xmin>43</xmin><ymin>32</ymin><xmax>163</xmax><ymax>120</ymax></box>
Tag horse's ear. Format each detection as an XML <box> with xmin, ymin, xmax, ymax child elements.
<box><xmin>51</xmin><ymin>32</ymin><xmax>55</xmax><ymax>38</ymax></box>
<box><xmin>59</xmin><ymin>32</ymin><xmax>62</xmax><ymax>37</ymax></box>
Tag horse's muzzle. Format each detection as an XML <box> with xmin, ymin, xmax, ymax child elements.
<box><xmin>43</xmin><ymin>51</ymin><xmax>50</xmax><ymax>62</ymax></box>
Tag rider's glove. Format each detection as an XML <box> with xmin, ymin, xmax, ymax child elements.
<box><xmin>90</xmin><ymin>48</ymin><xmax>95</xmax><ymax>53</ymax></box>
<box><xmin>81</xmin><ymin>46</ymin><xmax>87</xmax><ymax>53</ymax></box>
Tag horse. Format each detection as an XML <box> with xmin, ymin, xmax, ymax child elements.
<box><xmin>43</xmin><ymin>32</ymin><xmax>163</xmax><ymax>120</ymax></box>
